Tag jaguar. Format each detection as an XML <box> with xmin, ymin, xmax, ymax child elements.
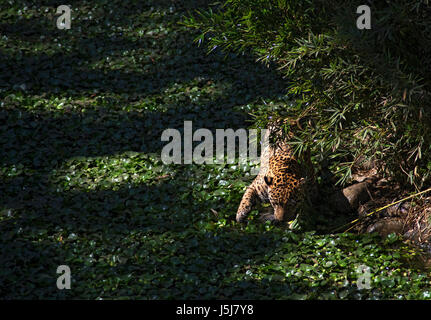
<box><xmin>236</xmin><ymin>119</ymin><xmax>312</xmax><ymax>224</ymax></box>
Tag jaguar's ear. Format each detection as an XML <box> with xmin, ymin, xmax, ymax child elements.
<box><xmin>264</xmin><ymin>176</ymin><xmax>273</xmax><ymax>186</ymax></box>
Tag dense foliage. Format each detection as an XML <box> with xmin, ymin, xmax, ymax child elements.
<box><xmin>1</xmin><ymin>0</ymin><xmax>431</xmax><ymax>299</ymax></box>
<box><xmin>184</xmin><ymin>0</ymin><xmax>431</xmax><ymax>187</ymax></box>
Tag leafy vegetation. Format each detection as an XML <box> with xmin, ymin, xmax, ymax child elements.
<box><xmin>1</xmin><ymin>0</ymin><xmax>431</xmax><ymax>299</ymax></box>
<box><xmin>184</xmin><ymin>0</ymin><xmax>431</xmax><ymax>187</ymax></box>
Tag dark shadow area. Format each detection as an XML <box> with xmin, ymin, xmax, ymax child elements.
<box><xmin>0</xmin><ymin>0</ymin><xmax>286</xmax><ymax>96</ymax></box>
<box><xmin>0</xmin><ymin>174</ymin><xmax>290</xmax><ymax>299</ymax></box>
<box><xmin>0</xmin><ymin>101</ymin><xmax>250</xmax><ymax>169</ymax></box>
<box><xmin>0</xmin><ymin>38</ymin><xmax>286</xmax><ymax>97</ymax></box>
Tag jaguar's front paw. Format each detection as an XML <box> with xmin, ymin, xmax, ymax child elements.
<box><xmin>236</xmin><ymin>213</ymin><xmax>246</xmax><ymax>223</ymax></box>
<box><xmin>263</xmin><ymin>214</ymin><xmax>282</xmax><ymax>225</ymax></box>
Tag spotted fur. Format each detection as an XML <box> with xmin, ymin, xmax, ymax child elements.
<box><xmin>236</xmin><ymin>121</ymin><xmax>310</xmax><ymax>223</ymax></box>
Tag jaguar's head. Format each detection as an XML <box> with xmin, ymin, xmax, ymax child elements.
<box><xmin>264</xmin><ymin>154</ymin><xmax>304</xmax><ymax>222</ymax></box>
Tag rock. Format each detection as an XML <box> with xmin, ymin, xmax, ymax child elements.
<box><xmin>330</xmin><ymin>181</ymin><xmax>370</xmax><ymax>213</ymax></box>
<box><xmin>366</xmin><ymin>218</ymin><xmax>405</xmax><ymax>237</ymax></box>
<box><xmin>387</xmin><ymin>202</ymin><xmax>410</xmax><ymax>216</ymax></box>
<box><xmin>403</xmin><ymin>229</ymin><xmax>420</xmax><ymax>242</ymax></box>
